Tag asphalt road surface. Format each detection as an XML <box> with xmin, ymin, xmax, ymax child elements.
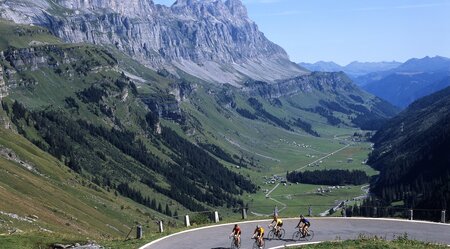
<box><xmin>141</xmin><ymin>217</ymin><xmax>450</xmax><ymax>249</ymax></box>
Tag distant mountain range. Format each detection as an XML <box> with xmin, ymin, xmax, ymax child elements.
<box><xmin>369</xmin><ymin>84</ymin><xmax>450</xmax><ymax>217</ymax></box>
<box><xmin>361</xmin><ymin>56</ymin><xmax>450</xmax><ymax>108</ymax></box>
<box><xmin>298</xmin><ymin>61</ymin><xmax>401</xmax><ymax>78</ymax></box>
<box><xmin>301</xmin><ymin>56</ymin><xmax>450</xmax><ymax>109</ymax></box>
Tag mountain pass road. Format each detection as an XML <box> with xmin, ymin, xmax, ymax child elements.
<box><xmin>140</xmin><ymin>217</ymin><xmax>450</xmax><ymax>249</ymax></box>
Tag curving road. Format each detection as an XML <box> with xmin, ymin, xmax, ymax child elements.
<box><xmin>140</xmin><ymin>218</ymin><xmax>450</xmax><ymax>249</ymax></box>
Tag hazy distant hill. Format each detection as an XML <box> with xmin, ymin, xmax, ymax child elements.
<box><xmin>344</xmin><ymin>61</ymin><xmax>401</xmax><ymax>77</ymax></box>
<box><xmin>299</xmin><ymin>61</ymin><xmax>401</xmax><ymax>78</ymax></box>
<box><xmin>361</xmin><ymin>56</ymin><xmax>450</xmax><ymax>108</ymax></box>
<box><xmin>298</xmin><ymin>61</ymin><xmax>343</xmax><ymax>72</ymax></box>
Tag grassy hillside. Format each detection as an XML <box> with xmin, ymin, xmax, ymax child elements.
<box><xmin>0</xmin><ymin>126</ymin><xmax>173</xmax><ymax>239</ymax></box>
<box><xmin>0</xmin><ymin>20</ymin><xmax>61</xmax><ymax>50</ymax></box>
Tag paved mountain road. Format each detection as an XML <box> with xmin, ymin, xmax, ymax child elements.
<box><xmin>141</xmin><ymin>218</ymin><xmax>450</xmax><ymax>249</ymax></box>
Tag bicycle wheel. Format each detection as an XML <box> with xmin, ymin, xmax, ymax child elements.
<box><xmin>252</xmin><ymin>240</ymin><xmax>265</xmax><ymax>249</ymax></box>
<box><xmin>292</xmin><ymin>230</ymin><xmax>301</xmax><ymax>241</ymax></box>
<box><xmin>267</xmin><ymin>230</ymin><xmax>275</xmax><ymax>240</ymax></box>
<box><xmin>305</xmin><ymin>230</ymin><xmax>315</xmax><ymax>241</ymax></box>
<box><xmin>278</xmin><ymin>228</ymin><xmax>285</xmax><ymax>239</ymax></box>
<box><xmin>231</xmin><ymin>238</ymin><xmax>240</xmax><ymax>249</ymax></box>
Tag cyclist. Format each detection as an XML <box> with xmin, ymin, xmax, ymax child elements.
<box><xmin>252</xmin><ymin>225</ymin><xmax>264</xmax><ymax>248</ymax></box>
<box><xmin>230</xmin><ymin>224</ymin><xmax>241</xmax><ymax>246</ymax></box>
<box><xmin>295</xmin><ymin>214</ymin><xmax>311</xmax><ymax>238</ymax></box>
<box><xmin>269</xmin><ymin>214</ymin><xmax>283</xmax><ymax>237</ymax></box>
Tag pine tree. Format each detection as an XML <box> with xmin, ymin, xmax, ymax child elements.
<box><xmin>165</xmin><ymin>204</ymin><xmax>172</xmax><ymax>216</ymax></box>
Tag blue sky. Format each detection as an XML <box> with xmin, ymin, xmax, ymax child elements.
<box><xmin>154</xmin><ymin>0</ymin><xmax>450</xmax><ymax>65</ymax></box>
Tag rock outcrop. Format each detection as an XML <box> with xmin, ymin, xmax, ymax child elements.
<box><xmin>0</xmin><ymin>0</ymin><xmax>307</xmax><ymax>85</ymax></box>
<box><xmin>0</xmin><ymin>65</ymin><xmax>7</xmax><ymax>99</ymax></box>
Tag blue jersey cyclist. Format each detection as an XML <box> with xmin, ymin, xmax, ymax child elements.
<box><xmin>296</xmin><ymin>214</ymin><xmax>311</xmax><ymax>237</ymax></box>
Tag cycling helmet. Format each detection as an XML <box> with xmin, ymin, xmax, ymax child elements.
<box><xmin>257</xmin><ymin>225</ymin><xmax>261</xmax><ymax>228</ymax></box>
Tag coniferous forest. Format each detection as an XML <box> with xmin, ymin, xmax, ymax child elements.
<box><xmin>368</xmin><ymin>86</ymin><xmax>450</xmax><ymax>221</ymax></box>
<box><xmin>3</xmin><ymin>99</ymin><xmax>256</xmax><ymax>214</ymax></box>
<box><xmin>286</xmin><ymin>169</ymin><xmax>370</xmax><ymax>185</ymax></box>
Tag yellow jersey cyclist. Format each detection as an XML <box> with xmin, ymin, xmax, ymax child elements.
<box><xmin>269</xmin><ymin>215</ymin><xmax>283</xmax><ymax>237</ymax></box>
<box><xmin>252</xmin><ymin>225</ymin><xmax>264</xmax><ymax>248</ymax></box>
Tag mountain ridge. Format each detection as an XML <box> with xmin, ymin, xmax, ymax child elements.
<box><xmin>361</xmin><ymin>56</ymin><xmax>450</xmax><ymax>108</ymax></box>
<box><xmin>299</xmin><ymin>60</ymin><xmax>401</xmax><ymax>78</ymax></box>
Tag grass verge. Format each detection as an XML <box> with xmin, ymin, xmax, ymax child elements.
<box><xmin>298</xmin><ymin>235</ymin><xmax>448</xmax><ymax>249</ymax></box>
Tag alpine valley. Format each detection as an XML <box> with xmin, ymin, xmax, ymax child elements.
<box><xmin>0</xmin><ymin>0</ymin><xmax>400</xmax><ymax>247</ymax></box>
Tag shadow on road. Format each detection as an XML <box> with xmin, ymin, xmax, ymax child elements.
<box><xmin>266</xmin><ymin>238</ymin><xmax>297</xmax><ymax>242</ymax></box>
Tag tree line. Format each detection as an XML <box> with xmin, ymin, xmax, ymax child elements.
<box><xmin>286</xmin><ymin>169</ymin><xmax>370</xmax><ymax>185</ymax></box>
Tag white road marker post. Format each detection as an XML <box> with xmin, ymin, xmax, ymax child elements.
<box><xmin>136</xmin><ymin>224</ymin><xmax>143</xmax><ymax>239</ymax></box>
<box><xmin>214</xmin><ymin>211</ymin><xmax>219</xmax><ymax>223</ymax></box>
<box><xmin>184</xmin><ymin>215</ymin><xmax>191</xmax><ymax>227</ymax></box>
<box><xmin>242</xmin><ymin>208</ymin><xmax>247</xmax><ymax>219</ymax></box>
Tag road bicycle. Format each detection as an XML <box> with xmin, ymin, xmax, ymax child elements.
<box><xmin>292</xmin><ymin>227</ymin><xmax>315</xmax><ymax>241</ymax></box>
<box><xmin>252</xmin><ymin>235</ymin><xmax>265</xmax><ymax>249</ymax></box>
<box><xmin>230</xmin><ymin>235</ymin><xmax>241</xmax><ymax>249</ymax></box>
<box><xmin>267</xmin><ymin>224</ymin><xmax>285</xmax><ymax>240</ymax></box>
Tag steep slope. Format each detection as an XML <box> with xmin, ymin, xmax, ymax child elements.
<box><xmin>368</xmin><ymin>86</ymin><xmax>450</xmax><ymax>218</ymax></box>
<box><xmin>360</xmin><ymin>56</ymin><xmax>450</xmax><ymax>108</ymax></box>
<box><xmin>0</xmin><ymin>125</ymin><xmax>170</xmax><ymax>239</ymax></box>
<box><xmin>0</xmin><ymin>21</ymin><xmax>256</xmax><ymax>221</ymax></box>
<box><xmin>0</xmin><ymin>0</ymin><xmax>307</xmax><ymax>85</ymax></box>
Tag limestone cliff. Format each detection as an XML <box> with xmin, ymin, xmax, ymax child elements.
<box><xmin>0</xmin><ymin>0</ymin><xmax>307</xmax><ymax>85</ymax></box>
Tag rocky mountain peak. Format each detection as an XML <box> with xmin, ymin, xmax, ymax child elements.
<box><xmin>172</xmin><ymin>0</ymin><xmax>197</xmax><ymax>6</ymax></box>
<box><xmin>170</xmin><ymin>0</ymin><xmax>249</xmax><ymax>24</ymax></box>
<box><xmin>224</xmin><ymin>0</ymin><xmax>247</xmax><ymax>17</ymax></box>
